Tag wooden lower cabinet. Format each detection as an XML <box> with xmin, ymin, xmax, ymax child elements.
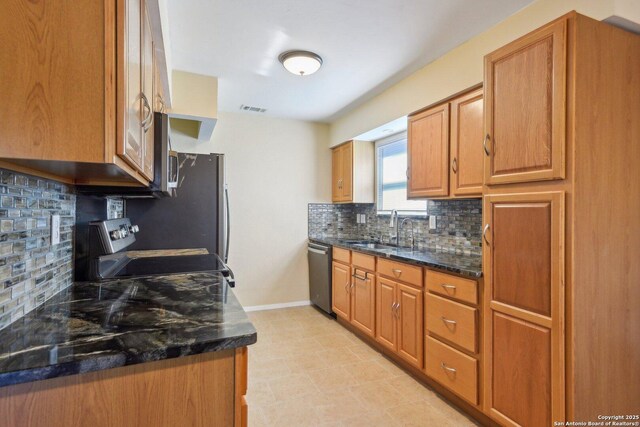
<box><xmin>425</xmin><ymin>293</ymin><xmax>477</xmax><ymax>353</ymax></box>
<box><xmin>375</xmin><ymin>276</ymin><xmax>397</xmax><ymax>352</ymax></box>
<box><xmin>396</xmin><ymin>284</ymin><xmax>423</xmax><ymax>368</ymax></box>
<box><xmin>331</xmin><ymin>261</ymin><xmax>351</xmax><ymax>319</ymax></box>
<box><xmin>424</xmin><ymin>270</ymin><xmax>481</xmax><ymax>409</ymax></box>
<box><xmin>351</xmin><ymin>268</ymin><xmax>376</xmax><ymax>337</ymax></box>
<box><xmin>334</xmin><ymin>250</ymin><xmax>490</xmax><ymax>424</ymax></box>
<box><xmin>374</xmin><ymin>276</ymin><xmax>423</xmax><ymax>369</ymax></box>
<box><xmin>331</xmin><ymin>252</ymin><xmax>376</xmax><ymax>336</ymax></box>
<box><xmin>235</xmin><ymin>347</ymin><xmax>249</xmax><ymax>427</ymax></box>
<box><xmin>0</xmin><ymin>349</ymin><xmax>248</xmax><ymax>427</ymax></box>
<box><xmin>425</xmin><ymin>336</ymin><xmax>478</xmax><ymax>405</ymax></box>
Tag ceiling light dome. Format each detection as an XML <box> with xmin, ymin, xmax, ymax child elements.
<box><xmin>278</xmin><ymin>50</ymin><xmax>323</xmax><ymax>76</ymax></box>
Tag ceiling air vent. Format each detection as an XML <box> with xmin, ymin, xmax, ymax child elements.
<box><xmin>239</xmin><ymin>104</ymin><xmax>267</xmax><ymax>113</ymax></box>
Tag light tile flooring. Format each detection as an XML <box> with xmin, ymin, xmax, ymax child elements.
<box><xmin>247</xmin><ymin>305</ymin><xmax>478</xmax><ymax>427</ymax></box>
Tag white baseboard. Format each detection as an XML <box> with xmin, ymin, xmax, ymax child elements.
<box><xmin>244</xmin><ymin>300</ymin><xmax>311</xmax><ymax>312</ymax></box>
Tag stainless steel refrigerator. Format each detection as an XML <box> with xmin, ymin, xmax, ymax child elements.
<box><xmin>125</xmin><ymin>153</ymin><xmax>230</xmax><ymax>262</ymax></box>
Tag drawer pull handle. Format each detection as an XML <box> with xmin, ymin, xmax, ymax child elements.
<box><xmin>440</xmin><ymin>284</ymin><xmax>456</xmax><ymax>293</ymax></box>
<box><xmin>440</xmin><ymin>362</ymin><xmax>457</xmax><ymax>374</ymax></box>
<box><xmin>392</xmin><ymin>268</ymin><xmax>402</xmax><ymax>277</ymax></box>
<box><xmin>441</xmin><ymin>316</ymin><xmax>457</xmax><ymax>325</ymax></box>
<box><xmin>344</xmin><ymin>283</ymin><xmax>349</xmax><ymax>293</ymax></box>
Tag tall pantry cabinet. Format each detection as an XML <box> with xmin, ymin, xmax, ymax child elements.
<box><xmin>482</xmin><ymin>12</ymin><xmax>640</xmax><ymax>426</ymax></box>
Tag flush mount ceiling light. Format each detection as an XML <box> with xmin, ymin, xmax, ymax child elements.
<box><xmin>278</xmin><ymin>50</ymin><xmax>323</xmax><ymax>76</ymax></box>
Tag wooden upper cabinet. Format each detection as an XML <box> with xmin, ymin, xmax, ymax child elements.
<box><xmin>450</xmin><ymin>89</ymin><xmax>483</xmax><ymax>196</ymax></box>
<box><xmin>120</xmin><ymin>0</ymin><xmax>144</xmax><ymax>172</ymax></box>
<box><xmin>332</xmin><ymin>148</ymin><xmax>342</xmax><ymax>201</ymax></box>
<box><xmin>340</xmin><ymin>142</ymin><xmax>353</xmax><ymax>201</ymax></box>
<box><xmin>0</xmin><ymin>1</ymin><xmax>105</xmax><ymax>164</ymax></box>
<box><xmin>407</xmin><ymin>103</ymin><xmax>449</xmax><ymax>198</ymax></box>
<box><xmin>331</xmin><ymin>140</ymin><xmax>374</xmax><ymax>203</ymax></box>
<box><xmin>0</xmin><ymin>0</ymin><xmax>167</xmax><ymax>186</ymax></box>
<box><xmin>141</xmin><ymin>0</ymin><xmax>155</xmax><ymax>181</ymax></box>
<box><xmin>484</xmin><ymin>19</ymin><xmax>567</xmax><ymax>185</ymax></box>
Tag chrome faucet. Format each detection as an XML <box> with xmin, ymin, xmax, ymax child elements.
<box><xmin>400</xmin><ymin>218</ymin><xmax>416</xmax><ymax>249</ymax></box>
<box><xmin>389</xmin><ymin>210</ymin><xmax>398</xmax><ymax>244</ymax></box>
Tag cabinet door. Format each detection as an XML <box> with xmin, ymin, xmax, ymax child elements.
<box><xmin>153</xmin><ymin>57</ymin><xmax>165</xmax><ymax>112</ymax></box>
<box><xmin>331</xmin><ymin>147</ymin><xmax>342</xmax><ymax>202</ymax></box>
<box><xmin>141</xmin><ymin>0</ymin><xmax>154</xmax><ymax>181</ymax></box>
<box><xmin>450</xmin><ymin>88</ymin><xmax>483</xmax><ymax>196</ymax></box>
<box><xmin>407</xmin><ymin>103</ymin><xmax>449</xmax><ymax>198</ymax></box>
<box><xmin>483</xmin><ymin>192</ymin><xmax>565</xmax><ymax>426</ymax></box>
<box><xmin>120</xmin><ymin>0</ymin><xmax>144</xmax><ymax>171</ymax></box>
<box><xmin>375</xmin><ymin>277</ymin><xmax>397</xmax><ymax>352</ymax></box>
<box><xmin>492</xmin><ymin>313</ymin><xmax>552</xmax><ymax>427</ymax></box>
<box><xmin>351</xmin><ymin>269</ymin><xmax>376</xmax><ymax>337</ymax></box>
<box><xmin>396</xmin><ymin>284</ymin><xmax>423</xmax><ymax>369</ymax></box>
<box><xmin>331</xmin><ymin>262</ymin><xmax>351</xmax><ymax>320</ymax></box>
<box><xmin>484</xmin><ymin>19</ymin><xmax>566</xmax><ymax>185</ymax></box>
<box><xmin>340</xmin><ymin>142</ymin><xmax>353</xmax><ymax>202</ymax></box>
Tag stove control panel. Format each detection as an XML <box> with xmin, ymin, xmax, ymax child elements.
<box><xmin>91</xmin><ymin>218</ymin><xmax>139</xmax><ymax>254</ymax></box>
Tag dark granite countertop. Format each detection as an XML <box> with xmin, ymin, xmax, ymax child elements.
<box><xmin>310</xmin><ymin>237</ymin><xmax>483</xmax><ymax>278</ymax></box>
<box><xmin>0</xmin><ymin>272</ymin><xmax>257</xmax><ymax>388</ymax></box>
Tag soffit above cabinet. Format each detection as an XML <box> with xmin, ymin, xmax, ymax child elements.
<box><xmin>169</xmin><ymin>70</ymin><xmax>218</xmax><ymax>141</ymax></box>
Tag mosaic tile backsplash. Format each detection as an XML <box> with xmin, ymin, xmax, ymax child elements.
<box><xmin>0</xmin><ymin>169</ymin><xmax>75</xmax><ymax>330</ymax></box>
<box><xmin>308</xmin><ymin>199</ymin><xmax>482</xmax><ymax>256</ymax></box>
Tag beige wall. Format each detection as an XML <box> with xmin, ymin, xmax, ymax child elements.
<box><xmin>171</xmin><ymin>112</ymin><xmax>331</xmax><ymax>307</ymax></box>
<box><xmin>329</xmin><ymin>0</ymin><xmax>628</xmax><ymax>146</ymax></box>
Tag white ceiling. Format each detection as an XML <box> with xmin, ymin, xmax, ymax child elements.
<box><xmin>167</xmin><ymin>0</ymin><xmax>534</xmax><ymax>123</ymax></box>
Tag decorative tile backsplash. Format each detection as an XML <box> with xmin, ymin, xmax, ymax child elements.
<box><xmin>0</xmin><ymin>169</ymin><xmax>75</xmax><ymax>330</ymax></box>
<box><xmin>308</xmin><ymin>199</ymin><xmax>482</xmax><ymax>256</ymax></box>
<box><xmin>107</xmin><ymin>198</ymin><xmax>124</xmax><ymax>219</ymax></box>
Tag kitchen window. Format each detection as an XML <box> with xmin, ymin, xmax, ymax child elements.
<box><xmin>375</xmin><ymin>133</ymin><xmax>427</xmax><ymax>215</ymax></box>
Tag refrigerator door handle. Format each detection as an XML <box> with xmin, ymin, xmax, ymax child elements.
<box><xmin>224</xmin><ymin>186</ymin><xmax>230</xmax><ymax>263</ymax></box>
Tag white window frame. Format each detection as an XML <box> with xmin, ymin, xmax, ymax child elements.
<box><xmin>374</xmin><ymin>132</ymin><xmax>427</xmax><ymax>217</ymax></box>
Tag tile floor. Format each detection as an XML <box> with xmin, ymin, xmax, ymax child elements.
<box><xmin>246</xmin><ymin>305</ymin><xmax>478</xmax><ymax>427</ymax></box>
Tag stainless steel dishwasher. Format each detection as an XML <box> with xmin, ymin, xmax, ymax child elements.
<box><xmin>307</xmin><ymin>242</ymin><xmax>332</xmax><ymax>314</ymax></box>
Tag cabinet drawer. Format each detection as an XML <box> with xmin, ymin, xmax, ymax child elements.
<box><xmin>425</xmin><ymin>293</ymin><xmax>477</xmax><ymax>353</ymax></box>
<box><xmin>425</xmin><ymin>336</ymin><xmax>478</xmax><ymax>405</ymax></box>
<box><xmin>377</xmin><ymin>258</ymin><xmax>422</xmax><ymax>288</ymax></box>
<box><xmin>426</xmin><ymin>270</ymin><xmax>478</xmax><ymax>305</ymax></box>
<box><xmin>352</xmin><ymin>251</ymin><xmax>375</xmax><ymax>271</ymax></box>
<box><xmin>333</xmin><ymin>247</ymin><xmax>351</xmax><ymax>264</ymax></box>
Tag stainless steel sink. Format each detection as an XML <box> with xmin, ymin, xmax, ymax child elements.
<box><xmin>338</xmin><ymin>239</ymin><xmax>370</xmax><ymax>245</ymax></box>
<box><xmin>352</xmin><ymin>242</ymin><xmax>398</xmax><ymax>250</ymax></box>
